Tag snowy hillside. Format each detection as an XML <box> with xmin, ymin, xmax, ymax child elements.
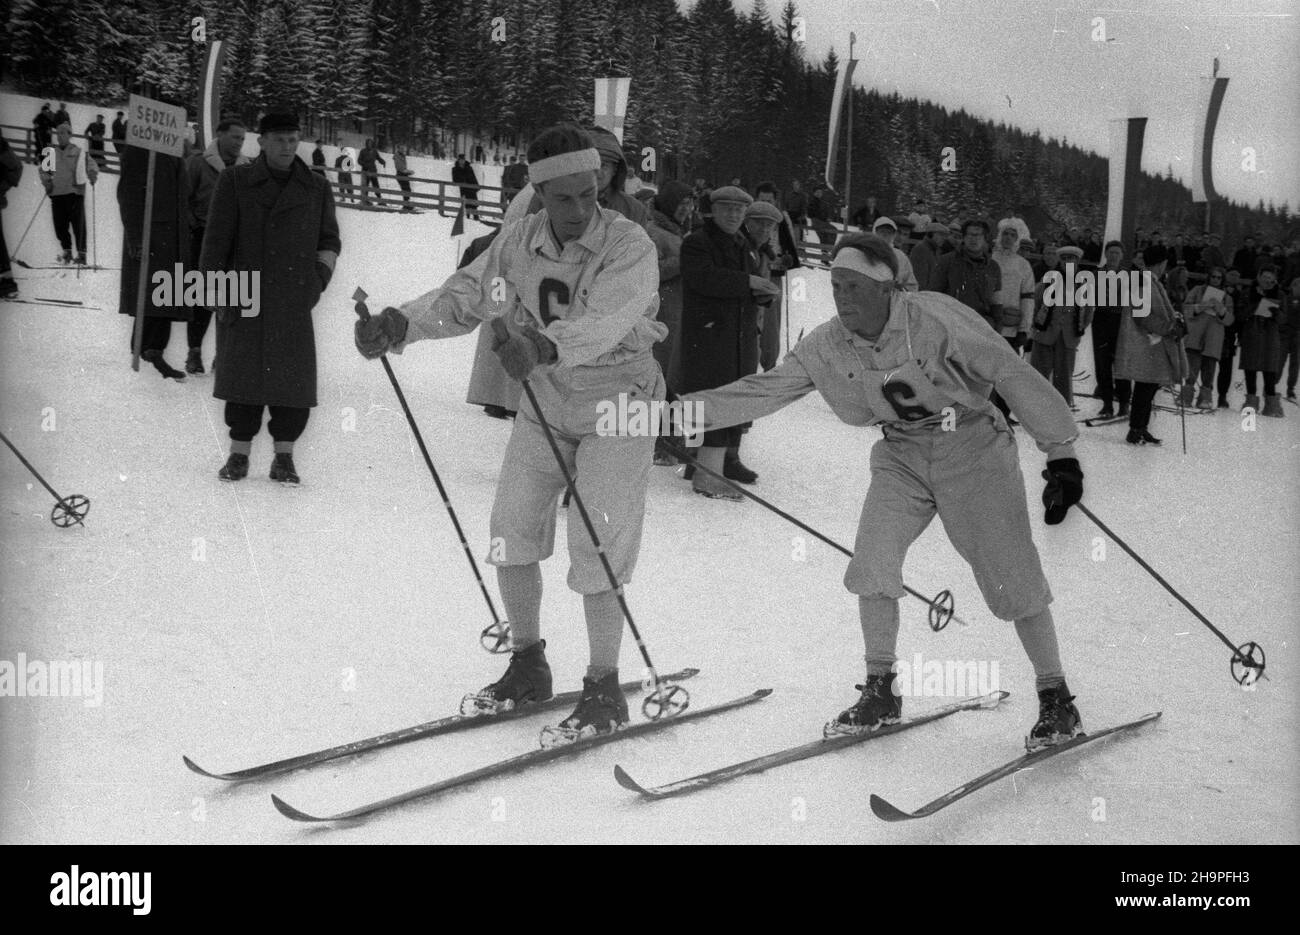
<box><xmin>0</xmin><ymin>95</ymin><xmax>1295</xmax><ymax>844</ymax></box>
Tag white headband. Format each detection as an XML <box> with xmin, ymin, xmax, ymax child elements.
<box><xmin>831</xmin><ymin>247</ymin><xmax>893</xmax><ymax>282</ymax></box>
<box><xmin>528</xmin><ymin>148</ymin><xmax>601</xmax><ymax>184</ymax></box>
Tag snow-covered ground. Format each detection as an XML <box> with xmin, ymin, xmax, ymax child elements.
<box><xmin>1</xmin><ymin>93</ymin><xmax>1295</xmax><ymax>845</ymax></box>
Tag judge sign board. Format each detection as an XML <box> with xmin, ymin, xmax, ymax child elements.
<box><xmin>126</xmin><ymin>94</ymin><xmax>187</xmax><ymax>157</ymax></box>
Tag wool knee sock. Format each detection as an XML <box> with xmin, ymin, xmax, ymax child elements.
<box><xmin>1014</xmin><ymin>609</ymin><xmax>1066</xmax><ymax>691</ymax></box>
<box><xmin>584</xmin><ymin>589</ymin><xmax>624</xmax><ymax>678</ymax></box>
<box><xmin>497</xmin><ymin>563</ymin><xmax>542</xmax><ymax>651</ymax></box>
<box><xmin>230</xmin><ymin>440</ymin><xmax>251</xmax><ymax>456</ymax></box>
<box><xmin>860</xmin><ymin>596</ymin><xmax>901</xmax><ymax>677</ymax></box>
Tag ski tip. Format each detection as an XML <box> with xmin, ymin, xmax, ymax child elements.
<box><xmin>868</xmin><ymin>793</ymin><xmax>916</xmax><ymax>822</ymax></box>
<box><xmin>271</xmin><ymin>794</ymin><xmax>327</xmax><ymax>823</ymax></box>
<box><xmin>754</xmin><ymin>688</ymin><xmax>775</xmax><ymax>699</ymax></box>
<box><xmin>613</xmin><ymin>764</ymin><xmax>648</xmax><ymax>794</ymax></box>
<box><xmin>182</xmin><ymin>755</ymin><xmax>221</xmax><ymax>779</ymax></box>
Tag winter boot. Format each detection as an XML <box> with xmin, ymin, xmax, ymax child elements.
<box><xmin>1096</xmin><ymin>405</ymin><xmax>1115</xmax><ymax>420</ymax></box>
<box><xmin>1195</xmin><ymin>386</ymin><xmax>1214</xmax><ymax>410</ymax></box>
<box><xmin>1026</xmin><ymin>682</ymin><xmax>1085</xmax><ymax>751</ymax></box>
<box><xmin>460</xmin><ymin>639</ymin><xmax>553</xmax><ymax>716</ymax></box>
<box><xmin>57</xmin><ymin>250</ymin><xmax>72</xmax><ymax>265</ymax></box>
<box><xmin>824</xmin><ymin>672</ymin><xmax>903</xmax><ymax>737</ymax></box>
<box><xmin>1126</xmin><ymin>429</ymin><xmax>1162</xmax><ymax>445</ymax></box>
<box><xmin>1117</xmin><ymin>400</ymin><xmax>1130</xmax><ymax>418</ymax></box>
<box><xmin>74</xmin><ymin>251</ymin><xmax>87</xmax><ymax>266</ymax></box>
<box><xmin>185</xmin><ymin>348</ymin><xmax>204</xmax><ymax>374</ymax></box>
<box><xmin>540</xmin><ymin>672</ymin><xmax>630</xmax><ymax>747</ymax></box>
<box><xmin>269</xmin><ymin>452</ymin><xmax>300</xmax><ymax>484</ymax></box>
<box><xmin>1243</xmin><ymin>394</ymin><xmax>1261</xmax><ymax>413</ymax></box>
<box><xmin>218</xmin><ymin>453</ymin><xmax>249</xmax><ymax>481</ymax></box>
<box><xmin>723</xmin><ymin>452</ymin><xmax>759</xmax><ymax>484</ymax></box>
<box><xmin>141</xmin><ymin>348</ymin><xmax>186</xmax><ymax>381</ymax></box>
<box><xmin>1178</xmin><ymin>384</ymin><xmax>1196</xmax><ymax>408</ymax></box>
<box><xmin>1261</xmin><ymin>395</ymin><xmax>1285</xmax><ymax>418</ymax></box>
<box><xmin>1217</xmin><ymin>394</ymin><xmax>1230</xmax><ymax>409</ymax></box>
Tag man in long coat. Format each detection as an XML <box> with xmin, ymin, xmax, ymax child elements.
<box><xmin>200</xmin><ymin>110</ymin><xmax>341</xmax><ymax>484</ymax></box>
<box><xmin>118</xmin><ymin>137</ymin><xmax>190</xmax><ymax>380</ymax></box>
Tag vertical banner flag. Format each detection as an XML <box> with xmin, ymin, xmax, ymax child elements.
<box><xmin>593</xmin><ymin>77</ymin><xmax>631</xmax><ymax>144</ymax></box>
<box><xmin>825</xmin><ymin>57</ymin><xmax>857</xmax><ymax>189</ymax></box>
<box><xmin>1103</xmin><ymin>117</ymin><xmax>1147</xmax><ymax>252</ymax></box>
<box><xmin>198</xmin><ymin>40</ymin><xmax>228</xmax><ymax>151</ymax></box>
<box><xmin>1190</xmin><ymin>75</ymin><xmax>1229</xmax><ymax>203</ymax></box>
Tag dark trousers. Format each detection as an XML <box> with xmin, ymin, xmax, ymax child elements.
<box><xmin>397</xmin><ymin>177</ymin><xmax>412</xmax><ymax>208</ymax></box>
<box><xmin>225</xmin><ymin>402</ymin><xmax>310</xmax><ymax>443</ymax></box>
<box><xmin>1128</xmin><ymin>382</ymin><xmax>1159</xmax><ymax>432</ymax></box>
<box><xmin>0</xmin><ymin>204</ymin><xmax>10</xmax><ymax>276</ymax></box>
<box><xmin>1091</xmin><ymin>311</ymin><xmax>1131</xmax><ymax>408</ymax></box>
<box><xmin>1216</xmin><ymin>331</ymin><xmax>1238</xmax><ymax>398</ymax></box>
<box><xmin>1243</xmin><ymin>371</ymin><xmax>1278</xmax><ymax>397</ymax></box>
<box><xmin>361</xmin><ymin>171</ymin><xmax>381</xmax><ymax>204</ymax></box>
<box><xmin>130</xmin><ymin>317</ymin><xmax>172</xmax><ymax>353</ymax></box>
<box><xmin>50</xmin><ymin>193</ymin><xmax>86</xmax><ymax>253</ymax></box>
<box><xmin>459</xmin><ymin>186</ymin><xmax>480</xmax><ymax>218</ymax></box>
<box><xmin>187</xmin><ymin>226</ymin><xmax>212</xmax><ymax>349</ymax></box>
<box><xmin>1280</xmin><ymin>329</ymin><xmax>1300</xmax><ymax>394</ymax></box>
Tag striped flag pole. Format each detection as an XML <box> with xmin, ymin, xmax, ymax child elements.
<box><xmin>1103</xmin><ymin>117</ymin><xmax>1147</xmax><ymax>254</ymax></box>
<box><xmin>593</xmin><ymin>77</ymin><xmax>631</xmax><ymax>144</ymax></box>
<box><xmin>1191</xmin><ymin>67</ymin><xmax>1229</xmax><ymax>233</ymax></box>
<box><xmin>197</xmin><ymin>40</ymin><xmax>228</xmax><ymax>151</ymax></box>
<box><xmin>825</xmin><ymin>55</ymin><xmax>857</xmax><ymax>192</ymax></box>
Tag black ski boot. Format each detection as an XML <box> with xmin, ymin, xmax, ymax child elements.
<box><xmin>723</xmin><ymin>453</ymin><xmax>758</xmax><ymax>484</ymax></box>
<box><xmin>186</xmin><ymin>348</ymin><xmax>205</xmax><ymax>374</ymax></box>
<box><xmin>142</xmin><ymin>348</ymin><xmax>185</xmax><ymax>381</ymax></box>
<box><xmin>269</xmin><ymin>452</ymin><xmax>300</xmax><ymax>485</ymax></box>
<box><xmin>460</xmin><ymin>639</ymin><xmax>553</xmax><ymax>715</ymax></box>
<box><xmin>218</xmin><ymin>453</ymin><xmax>249</xmax><ymax>481</ymax></box>
<box><xmin>540</xmin><ymin>671</ymin><xmax>629</xmax><ymax>747</ymax></box>
<box><xmin>824</xmin><ymin>672</ymin><xmax>902</xmax><ymax>737</ymax></box>
<box><xmin>1026</xmin><ymin>683</ymin><xmax>1084</xmax><ymax>751</ymax></box>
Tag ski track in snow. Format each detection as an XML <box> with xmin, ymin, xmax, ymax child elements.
<box><xmin>0</xmin><ymin>92</ymin><xmax>1295</xmax><ymax>844</ymax></box>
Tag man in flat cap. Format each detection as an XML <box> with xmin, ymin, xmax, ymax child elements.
<box><xmin>678</xmin><ymin>185</ymin><xmax>781</xmax><ymax>498</ymax></box>
<box><xmin>201</xmin><ymin>109</ymin><xmax>341</xmax><ymax>485</ymax></box>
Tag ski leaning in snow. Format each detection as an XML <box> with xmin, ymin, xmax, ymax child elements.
<box><xmin>271</xmin><ymin>689</ymin><xmax>772</xmax><ymax>823</ymax></box>
<box><xmin>1080</xmin><ymin>414</ymin><xmax>1128</xmax><ymax>427</ymax></box>
<box><xmin>613</xmin><ymin>690</ymin><xmax>1008</xmax><ymax>800</ymax></box>
<box><xmin>183</xmin><ymin>667</ymin><xmax>699</xmax><ymax>782</ymax></box>
<box><xmin>1</xmin><ymin>297</ymin><xmax>102</xmax><ymax>310</ymax></box>
<box><xmin>868</xmin><ymin>711</ymin><xmax>1161</xmax><ymax>822</ymax></box>
<box><xmin>13</xmin><ymin>260</ymin><xmax>118</xmax><ymax>271</ymax></box>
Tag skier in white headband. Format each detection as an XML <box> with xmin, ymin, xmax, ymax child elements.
<box><xmin>680</xmin><ymin>231</ymin><xmax>1089</xmax><ymax>750</ymax></box>
<box><xmin>355</xmin><ymin>123</ymin><xmax>666</xmax><ymax>742</ymax></box>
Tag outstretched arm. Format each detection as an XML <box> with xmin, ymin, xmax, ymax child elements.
<box><xmin>681</xmin><ymin>351</ymin><xmax>817</xmax><ymax>435</ymax></box>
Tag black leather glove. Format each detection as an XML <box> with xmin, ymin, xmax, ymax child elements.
<box><xmin>490</xmin><ymin>316</ymin><xmax>556</xmax><ymax>380</ymax></box>
<box><xmin>1041</xmin><ymin>458</ymin><xmax>1084</xmax><ymax>525</ymax></box>
<box><xmin>1170</xmin><ymin>317</ymin><xmax>1188</xmax><ymax>341</ymax></box>
<box><xmin>354</xmin><ymin>306</ymin><xmax>408</xmax><ymax>358</ymax></box>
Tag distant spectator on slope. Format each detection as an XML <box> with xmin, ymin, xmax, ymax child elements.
<box><xmin>452</xmin><ymin>153</ymin><xmax>480</xmax><ymax>219</ymax></box>
<box><xmin>751</xmin><ymin>181</ymin><xmax>802</xmax><ymax>372</ymax></box>
<box><xmin>394</xmin><ymin>147</ymin><xmax>415</xmax><ymax>211</ymax></box>
<box><xmin>1090</xmin><ymin>241</ymin><xmax>1132</xmax><ymax>420</ymax></box>
<box><xmin>906</xmin><ymin>198</ymin><xmax>931</xmax><ymax>232</ymax></box>
<box><xmin>85</xmin><ymin>114</ymin><xmax>107</xmax><ymax>169</ymax></box>
<box><xmin>1030</xmin><ymin>245</ymin><xmax>1092</xmax><ymax>406</ymax></box>
<box><xmin>39</xmin><ymin>124</ymin><xmax>98</xmax><ymax>265</ymax></box>
<box><xmin>1236</xmin><ymin>265</ymin><xmax>1288</xmax><ymax>417</ymax></box>
<box><xmin>111</xmin><ymin>112</ymin><xmax>127</xmax><ymax>153</ymax></box>
<box><xmin>52</xmin><ymin>103</ymin><xmax>71</xmax><ymax>128</ymax></box>
<box><xmin>1179</xmin><ymin>266</ymin><xmax>1234</xmax><ymax>410</ymax></box>
<box><xmin>33</xmin><ymin>103</ymin><xmax>55</xmax><ymax>155</ymax></box>
<box><xmin>1114</xmin><ymin>276</ymin><xmax>1187</xmax><ymax>445</ymax></box>
<box><xmin>358</xmin><ymin>138</ymin><xmax>386</xmax><ymax>206</ymax></box>
<box><xmin>909</xmin><ymin>222</ymin><xmax>948</xmax><ymax>291</ymax></box>
<box><xmin>992</xmin><ymin>217</ymin><xmax>1036</xmax><ymax>352</ymax></box>
<box><xmin>870</xmin><ymin>217</ymin><xmax>919</xmax><ymax>291</ymax></box>
<box><xmin>334</xmin><ymin>148</ymin><xmax>357</xmax><ymax>204</ymax></box>
<box><xmin>311</xmin><ymin>139</ymin><xmax>327</xmax><ymax>177</ymax></box>
<box><xmin>0</xmin><ymin>137</ymin><xmax>23</xmax><ymax>299</ymax></box>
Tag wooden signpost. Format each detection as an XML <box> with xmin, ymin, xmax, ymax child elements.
<box><xmin>125</xmin><ymin>93</ymin><xmax>187</xmax><ymax>370</ymax></box>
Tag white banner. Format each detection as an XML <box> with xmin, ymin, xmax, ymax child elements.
<box><xmin>126</xmin><ymin>94</ymin><xmax>187</xmax><ymax>157</ymax></box>
<box><xmin>593</xmin><ymin>77</ymin><xmax>631</xmax><ymax>144</ymax></box>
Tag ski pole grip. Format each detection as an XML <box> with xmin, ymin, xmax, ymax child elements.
<box><xmin>352</xmin><ymin>286</ymin><xmax>371</xmax><ymax>321</ymax></box>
